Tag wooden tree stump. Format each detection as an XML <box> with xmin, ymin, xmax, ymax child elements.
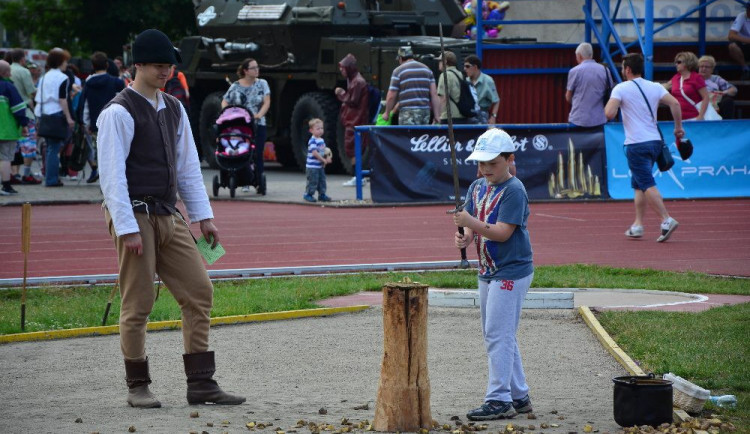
<box><xmin>373</xmin><ymin>281</ymin><xmax>432</xmax><ymax>432</ymax></box>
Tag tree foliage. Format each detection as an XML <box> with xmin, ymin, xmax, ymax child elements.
<box><xmin>1</xmin><ymin>0</ymin><xmax>197</xmax><ymax>58</ymax></box>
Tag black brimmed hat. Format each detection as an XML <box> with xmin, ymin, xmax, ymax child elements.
<box><xmin>132</xmin><ymin>29</ymin><xmax>181</xmax><ymax>65</ymax></box>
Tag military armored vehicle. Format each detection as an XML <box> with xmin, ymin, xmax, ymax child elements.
<box><xmin>180</xmin><ymin>0</ymin><xmax>472</xmax><ymax>173</ymax></box>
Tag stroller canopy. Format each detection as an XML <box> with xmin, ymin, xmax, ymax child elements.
<box><xmin>216</xmin><ymin>106</ymin><xmax>253</xmax><ymax>125</ymax></box>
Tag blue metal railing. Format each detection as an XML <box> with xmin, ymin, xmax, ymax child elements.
<box><xmin>473</xmin><ymin>0</ymin><xmax>743</xmax><ymax>81</ymax></box>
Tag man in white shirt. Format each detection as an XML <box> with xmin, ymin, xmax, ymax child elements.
<box><xmin>604</xmin><ymin>53</ymin><xmax>684</xmax><ymax>243</ymax></box>
<box><xmin>98</xmin><ymin>28</ymin><xmax>245</xmax><ymax>409</ymax></box>
<box><xmin>728</xmin><ymin>3</ymin><xmax>750</xmax><ymax>79</ymax></box>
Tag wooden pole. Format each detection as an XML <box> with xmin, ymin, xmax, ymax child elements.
<box><xmin>20</xmin><ymin>203</ymin><xmax>31</xmax><ymax>331</ymax></box>
<box><xmin>101</xmin><ymin>280</ymin><xmax>119</xmax><ymax>326</ymax></box>
<box><xmin>373</xmin><ymin>281</ymin><xmax>432</xmax><ymax>432</ymax></box>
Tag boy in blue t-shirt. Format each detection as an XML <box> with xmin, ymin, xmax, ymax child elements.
<box><xmin>451</xmin><ymin>128</ymin><xmax>534</xmax><ymax>421</ymax></box>
<box><xmin>303</xmin><ymin>118</ymin><xmax>332</xmax><ymax>202</ymax></box>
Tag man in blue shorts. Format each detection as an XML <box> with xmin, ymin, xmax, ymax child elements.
<box><xmin>605</xmin><ymin>53</ymin><xmax>684</xmax><ymax>242</ymax></box>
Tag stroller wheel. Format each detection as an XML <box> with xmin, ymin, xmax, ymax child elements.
<box><xmin>229</xmin><ymin>175</ymin><xmax>237</xmax><ymax>198</ymax></box>
<box><xmin>257</xmin><ymin>174</ymin><xmax>267</xmax><ymax>195</ymax></box>
<box><xmin>212</xmin><ymin>175</ymin><xmax>219</xmax><ymax>197</ymax></box>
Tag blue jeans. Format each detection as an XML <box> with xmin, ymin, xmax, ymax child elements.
<box><xmin>254</xmin><ymin>125</ymin><xmax>266</xmax><ymax>183</ymax></box>
<box><xmin>625</xmin><ymin>140</ymin><xmax>661</xmax><ymax>191</ymax></box>
<box><xmin>305</xmin><ymin>167</ymin><xmax>326</xmax><ymax>197</ymax></box>
<box><xmin>44</xmin><ymin>137</ymin><xmax>64</xmax><ymax>185</ymax></box>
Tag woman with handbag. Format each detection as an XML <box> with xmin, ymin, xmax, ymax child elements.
<box><xmin>663</xmin><ymin>52</ymin><xmax>714</xmax><ymax>121</ymax></box>
<box><xmin>34</xmin><ymin>49</ymin><xmax>75</xmax><ymax>187</ymax></box>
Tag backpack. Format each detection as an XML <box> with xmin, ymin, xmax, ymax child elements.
<box><xmin>448</xmin><ymin>70</ymin><xmax>477</xmax><ymax>118</ymax></box>
<box><xmin>165</xmin><ymin>75</ymin><xmax>189</xmax><ymax>110</ymax></box>
<box><xmin>367</xmin><ymin>84</ymin><xmax>382</xmax><ymax>123</ymax></box>
<box><xmin>66</xmin><ymin>124</ymin><xmax>89</xmax><ymax>172</ymax></box>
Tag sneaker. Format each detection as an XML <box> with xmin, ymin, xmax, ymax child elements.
<box><xmin>657</xmin><ymin>218</ymin><xmax>679</xmax><ymax>243</ymax></box>
<box><xmin>318</xmin><ymin>195</ymin><xmax>332</xmax><ymax>202</ymax></box>
<box><xmin>1</xmin><ymin>186</ymin><xmax>19</xmax><ymax>195</ymax></box>
<box><xmin>9</xmin><ymin>174</ymin><xmax>22</xmax><ymax>185</ymax></box>
<box><xmin>303</xmin><ymin>194</ymin><xmax>316</xmax><ymax>202</ymax></box>
<box><xmin>512</xmin><ymin>395</ymin><xmax>533</xmax><ymax>414</ymax></box>
<box><xmin>46</xmin><ymin>181</ymin><xmax>64</xmax><ymax>187</ymax></box>
<box><xmin>86</xmin><ymin>169</ymin><xmax>99</xmax><ymax>184</ymax></box>
<box><xmin>68</xmin><ymin>174</ymin><xmax>79</xmax><ymax>181</ymax></box>
<box><xmin>241</xmin><ymin>186</ymin><xmax>250</xmax><ymax>193</ymax></box>
<box><xmin>466</xmin><ymin>401</ymin><xmax>517</xmax><ymax>421</ymax></box>
<box><xmin>21</xmin><ymin>175</ymin><xmax>42</xmax><ymax>185</ymax></box>
<box><xmin>624</xmin><ymin>225</ymin><xmax>644</xmax><ymax>238</ymax></box>
<box><xmin>342</xmin><ymin>176</ymin><xmax>357</xmax><ymax>187</ymax></box>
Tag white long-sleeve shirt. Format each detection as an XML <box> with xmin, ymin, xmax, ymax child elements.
<box><xmin>97</xmin><ymin>86</ymin><xmax>212</xmax><ymax>236</ymax></box>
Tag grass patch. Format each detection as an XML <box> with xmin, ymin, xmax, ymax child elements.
<box><xmin>1</xmin><ymin>265</ymin><xmax>748</xmax><ymax>336</ymax></box>
<box><xmin>597</xmin><ymin>303</ymin><xmax>750</xmax><ymax>430</ymax></box>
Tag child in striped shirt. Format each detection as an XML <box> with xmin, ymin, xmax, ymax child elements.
<box><xmin>303</xmin><ymin>118</ymin><xmax>332</xmax><ymax>202</ymax></box>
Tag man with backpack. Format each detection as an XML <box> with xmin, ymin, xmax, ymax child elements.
<box><xmin>437</xmin><ymin>50</ymin><xmax>476</xmax><ymax>124</ymax></box>
<box><xmin>334</xmin><ymin>53</ymin><xmax>369</xmax><ymax>186</ymax></box>
<box><xmin>77</xmin><ymin>51</ymin><xmax>125</xmax><ymax>183</ymax></box>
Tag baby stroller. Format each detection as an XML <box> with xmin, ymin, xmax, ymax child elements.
<box><xmin>212</xmin><ymin>106</ymin><xmax>266</xmax><ymax>198</ymax></box>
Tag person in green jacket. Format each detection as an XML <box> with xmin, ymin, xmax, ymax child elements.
<box><xmin>0</xmin><ymin>60</ymin><xmax>29</xmax><ymax>195</ymax></box>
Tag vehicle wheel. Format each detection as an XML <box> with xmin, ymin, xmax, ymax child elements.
<box><xmin>199</xmin><ymin>91</ymin><xmax>225</xmax><ymax>169</ymax></box>
<box><xmin>229</xmin><ymin>175</ymin><xmax>237</xmax><ymax>198</ymax></box>
<box><xmin>273</xmin><ymin>137</ymin><xmax>298</xmax><ymax>169</ymax></box>
<box><xmin>290</xmin><ymin>92</ymin><xmax>343</xmax><ymax>173</ymax></box>
<box><xmin>212</xmin><ymin>175</ymin><xmax>219</xmax><ymax>197</ymax></box>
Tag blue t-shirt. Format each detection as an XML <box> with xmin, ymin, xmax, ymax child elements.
<box><xmin>306</xmin><ymin>136</ymin><xmax>325</xmax><ymax>169</ymax></box>
<box><xmin>463</xmin><ymin>176</ymin><xmax>534</xmax><ymax>281</ymax></box>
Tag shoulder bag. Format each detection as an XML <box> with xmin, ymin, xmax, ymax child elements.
<box><xmin>680</xmin><ymin>76</ymin><xmax>721</xmax><ymax>121</ymax></box>
<box><xmin>632</xmin><ymin>80</ymin><xmax>674</xmax><ymax>172</ymax></box>
<box><xmin>36</xmin><ymin>74</ymin><xmax>70</xmax><ymax>140</ymax></box>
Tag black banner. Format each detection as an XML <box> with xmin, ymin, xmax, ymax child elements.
<box><xmin>368</xmin><ymin>125</ymin><xmax>609</xmax><ymax>203</ymax></box>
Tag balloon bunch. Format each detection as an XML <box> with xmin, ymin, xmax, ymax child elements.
<box><xmin>462</xmin><ymin>0</ymin><xmax>510</xmax><ymax>40</ymax></box>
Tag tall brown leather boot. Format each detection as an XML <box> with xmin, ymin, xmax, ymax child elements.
<box><xmin>124</xmin><ymin>358</ymin><xmax>162</xmax><ymax>408</ymax></box>
<box><xmin>183</xmin><ymin>351</ymin><xmax>246</xmax><ymax>405</ymax></box>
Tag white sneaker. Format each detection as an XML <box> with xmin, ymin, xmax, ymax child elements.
<box><xmin>241</xmin><ymin>186</ymin><xmax>250</xmax><ymax>193</ymax></box>
<box><xmin>342</xmin><ymin>176</ymin><xmax>357</xmax><ymax>187</ymax></box>
<box><xmin>624</xmin><ymin>225</ymin><xmax>643</xmax><ymax>238</ymax></box>
<box><xmin>68</xmin><ymin>174</ymin><xmax>79</xmax><ymax>181</ymax></box>
<box><xmin>657</xmin><ymin>218</ymin><xmax>679</xmax><ymax>243</ymax></box>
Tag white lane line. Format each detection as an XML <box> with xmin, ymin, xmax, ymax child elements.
<box><xmin>535</xmin><ymin>213</ymin><xmax>586</xmax><ymax>222</ymax></box>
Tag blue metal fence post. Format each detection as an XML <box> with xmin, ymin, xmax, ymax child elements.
<box><xmin>355</xmin><ymin>128</ymin><xmax>363</xmax><ymax>201</ymax></box>
<box><xmin>699</xmin><ymin>0</ymin><xmax>707</xmax><ymax>56</ymax></box>
<box><xmin>645</xmin><ymin>0</ymin><xmax>654</xmax><ymax>80</ymax></box>
<box><xmin>585</xmin><ymin>0</ymin><xmax>592</xmax><ymax>43</ymax></box>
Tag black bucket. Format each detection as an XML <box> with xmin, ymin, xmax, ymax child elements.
<box><xmin>613</xmin><ymin>374</ymin><xmax>673</xmax><ymax>427</ymax></box>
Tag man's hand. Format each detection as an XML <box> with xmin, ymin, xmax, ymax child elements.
<box><xmin>335</xmin><ymin>87</ymin><xmax>345</xmax><ymax>96</ymax></box>
<box><xmin>200</xmin><ymin>219</ymin><xmax>220</xmax><ymax>249</ymax></box>
<box><xmin>674</xmin><ymin>127</ymin><xmax>685</xmax><ymax>139</ymax></box>
<box><xmin>121</xmin><ymin>233</ymin><xmax>143</xmax><ymax>256</ymax></box>
<box><xmin>455</xmin><ymin>231</ymin><xmax>472</xmax><ymax>249</ymax></box>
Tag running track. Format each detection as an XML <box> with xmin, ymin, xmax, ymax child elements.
<box><xmin>0</xmin><ymin>199</ymin><xmax>748</xmax><ymax>280</ymax></box>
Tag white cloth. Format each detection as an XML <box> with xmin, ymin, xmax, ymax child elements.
<box><xmin>33</xmin><ymin>69</ymin><xmax>68</xmax><ymax>116</ymax></box>
<box><xmin>609</xmin><ymin>78</ymin><xmax>668</xmax><ymax>145</ymax></box>
<box><xmin>97</xmin><ymin>87</ymin><xmax>212</xmax><ymax>236</ymax></box>
<box><xmin>480</xmin><ymin>273</ymin><xmax>533</xmax><ymax>402</ymax></box>
<box><xmin>730</xmin><ymin>11</ymin><xmax>750</xmax><ymax>37</ymax></box>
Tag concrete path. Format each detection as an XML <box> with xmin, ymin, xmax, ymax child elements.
<box><xmin>320</xmin><ymin>288</ymin><xmax>750</xmax><ymax>312</ymax></box>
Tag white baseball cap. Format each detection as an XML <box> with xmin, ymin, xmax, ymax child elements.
<box><xmin>466</xmin><ymin>128</ymin><xmax>516</xmax><ymax>161</ymax></box>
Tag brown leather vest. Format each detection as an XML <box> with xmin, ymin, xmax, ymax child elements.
<box><xmin>105</xmin><ymin>88</ymin><xmax>182</xmax><ymax>215</ymax></box>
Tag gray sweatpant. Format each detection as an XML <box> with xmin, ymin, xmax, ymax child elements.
<box><xmin>478</xmin><ymin>273</ymin><xmax>533</xmax><ymax>403</ymax></box>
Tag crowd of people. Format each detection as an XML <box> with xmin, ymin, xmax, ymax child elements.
<box><xmin>0</xmin><ymin>46</ymin><xmax>187</xmax><ymax>195</ymax></box>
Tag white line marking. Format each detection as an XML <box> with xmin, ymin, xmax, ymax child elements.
<box><xmin>535</xmin><ymin>213</ymin><xmax>586</xmax><ymax>222</ymax></box>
